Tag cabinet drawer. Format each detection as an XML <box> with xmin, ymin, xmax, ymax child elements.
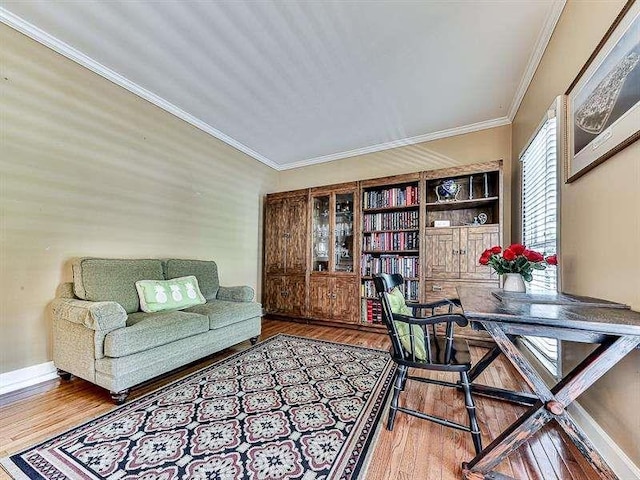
<box><xmin>425</xmin><ymin>280</ymin><xmax>498</xmax><ymax>303</ymax></box>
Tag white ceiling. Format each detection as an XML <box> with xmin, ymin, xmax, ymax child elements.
<box><xmin>1</xmin><ymin>1</ymin><xmax>564</xmax><ymax>170</ymax></box>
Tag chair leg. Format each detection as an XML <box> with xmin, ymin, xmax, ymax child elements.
<box><xmin>399</xmin><ymin>365</ymin><xmax>408</xmax><ymax>391</ymax></box>
<box><xmin>460</xmin><ymin>371</ymin><xmax>482</xmax><ymax>455</ymax></box>
<box><xmin>387</xmin><ymin>365</ymin><xmax>406</xmax><ymax>431</ymax></box>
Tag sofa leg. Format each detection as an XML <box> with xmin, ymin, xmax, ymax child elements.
<box><xmin>110</xmin><ymin>389</ymin><xmax>130</xmax><ymax>405</ymax></box>
<box><xmin>56</xmin><ymin>369</ymin><xmax>72</xmax><ymax>381</ymax></box>
<box><xmin>250</xmin><ymin>336</ymin><xmax>259</xmax><ymax>345</ymax></box>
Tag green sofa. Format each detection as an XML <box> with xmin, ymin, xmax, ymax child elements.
<box><xmin>51</xmin><ymin>258</ymin><xmax>262</xmax><ymax>403</ymax></box>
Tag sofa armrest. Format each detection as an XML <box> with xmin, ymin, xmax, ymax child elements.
<box><xmin>51</xmin><ymin>297</ymin><xmax>127</xmax><ymax>332</ymax></box>
<box><xmin>217</xmin><ymin>285</ymin><xmax>255</xmax><ymax>302</ymax></box>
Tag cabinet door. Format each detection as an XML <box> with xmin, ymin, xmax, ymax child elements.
<box><xmin>333</xmin><ymin>276</ymin><xmax>359</xmax><ymax>323</ymax></box>
<box><xmin>311</xmin><ymin>195</ymin><xmax>331</xmax><ymax>273</ymax></box>
<box><xmin>459</xmin><ymin>226</ymin><xmax>500</xmax><ymax>280</ymax></box>
<box><xmin>334</xmin><ymin>192</ymin><xmax>355</xmax><ymax>273</ymax></box>
<box><xmin>264</xmin><ymin>199</ymin><xmax>286</xmax><ymax>275</ymax></box>
<box><xmin>264</xmin><ymin>275</ymin><xmax>307</xmax><ymax>316</ymax></box>
<box><xmin>425</xmin><ymin>228</ymin><xmax>460</xmax><ymax>279</ymax></box>
<box><xmin>264</xmin><ymin>275</ymin><xmax>287</xmax><ymax>314</ymax></box>
<box><xmin>285</xmin><ymin>195</ymin><xmax>309</xmax><ymax>274</ymax></box>
<box><xmin>308</xmin><ymin>275</ymin><xmax>332</xmax><ymax>319</ymax></box>
<box><xmin>284</xmin><ymin>275</ymin><xmax>307</xmax><ymax>317</ymax></box>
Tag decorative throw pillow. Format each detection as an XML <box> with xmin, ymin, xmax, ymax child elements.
<box><xmin>387</xmin><ymin>287</ymin><xmax>427</xmax><ymax>361</ymax></box>
<box><xmin>135</xmin><ymin>275</ymin><xmax>206</xmax><ymax>313</ymax></box>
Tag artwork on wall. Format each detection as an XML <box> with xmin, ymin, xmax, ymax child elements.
<box><xmin>565</xmin><ymin>0</ymin><xmax>640</xmax><ymax>182</ymax></box>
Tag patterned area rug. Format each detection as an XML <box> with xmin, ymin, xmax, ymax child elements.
<box><xmin>2</xmin><ymin>334</ymin><xmax>394</xmax><ymax>479</ymax></box>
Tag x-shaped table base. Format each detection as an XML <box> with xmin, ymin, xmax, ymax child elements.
<box><xmin>461</xmin><ymin>321</ymin><xmax>640</xmax><ymax>480</ymax></box>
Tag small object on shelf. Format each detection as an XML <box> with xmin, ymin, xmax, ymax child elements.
<box><xmin>483</xmin><ymin>173</ymin><xmax>489</xmax><ymax>198</ymax></box>
<box><xmin>469</xmin><ymin>175</ymin><xmax>474</xmax><ymax>200</ymax></box>
<box><xmin>477</xmin><ymin>212</ymin><xmax>488</xmax><ymax>225</ymax></box>
<box><xmin>434</xmin><ymin>220</ymin><xmax>451</xmax><ymax>227</ymax></box>
<box><xmin>435</xmin><ymin>179</ymin><xmax>460</xmax><ymax>202</ymax></box>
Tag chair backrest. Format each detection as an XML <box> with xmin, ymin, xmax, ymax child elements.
<box><xmin>371</xmin><ymin>273</ymin><xmax>403</xmax><ymax>294</ymax></box>
<box><xmin>372</xmin><ymin>273</ymin><xmax>426</xmax><ymax>362</ymax></box>
<box><xmin>372</xmin><ymin>273</ymin><xmax>466</xmax><ymax>365</ymax></box>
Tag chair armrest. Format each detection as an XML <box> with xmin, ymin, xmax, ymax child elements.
<box><xmin>392</xmin><ymin>312</ymin><xmax>468</xmax><ymax>328</ymax></box>
<box><xmin>406</xmin><ymin>298</ymin><xmax>461</xmax><ymax>310</ymax></box>
<box><xmin>217</xmin><ymin>285</ymin><xmax>255</xmax><ymax>302</ymax></box>
<box><xmin>51</xmin><ymin>297</ymin><xmax>127</xmax><ymax>332</ymax></box>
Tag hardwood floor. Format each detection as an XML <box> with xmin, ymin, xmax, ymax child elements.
<box><xmin>0</xmin><ymin>319</ymin><xmax>600</xmax><ymax>480</ymax></box>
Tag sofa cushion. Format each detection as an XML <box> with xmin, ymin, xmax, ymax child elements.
<box><xmin>165</xmin><ymin>259</ymin><xmax>220</xmax><ymax>301</ymax></box>
<box><xmin>135</xmin><ymin>276</ymin><xmax>206</xmax><ymax>313</ymax></box>
<box><xmin>185</xmin><ymin>300</ymin><xmax>262</xmax><ymax>330</ymax></box>
<box><xmin>73</xmin><ymin>258</ymin><xmax>164</xmax><ymax>314</ymax></box>
<box><xmin>104</xmin><ymin>311</ymin><xmax>209</xmax><ymax>358</ymax></box>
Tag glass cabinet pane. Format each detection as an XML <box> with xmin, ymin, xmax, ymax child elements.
<box><xmin>335</xmin><ymin>193</ymin><xmax>354</xmax><ymax>272</ymax></box>
<box><xmin>312</xmin><ymin>195</ymin><xmax>330</xmax><ymax>272</ymax></box>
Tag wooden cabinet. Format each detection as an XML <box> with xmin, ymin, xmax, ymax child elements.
<box><xmin>307</xmin><ymin>183</ymin><xmax>360</xmax><ymax>324</ymax></box>
<box><xmin>264</xmin><ymin>275</ymin><xmax>306</xmax><ymax>317</ymax></box>
<box><xmin>264</xmin><ymin>193</ymin><xmax>308</xmax><ymax>275</ymax></box>
<box><xmin>263</xmin><ymin>191</ymin><xmax>309</xmax><ymax>317</ymax></box>
<box><xmin>262</xmin><ymin>161</ymin><xmax>503</xmax><ymax>339</ymax></box>
<box><xmin>422</xmin><ymin>162</ymin><xmax>503</xmax><ymax>343</ymax></box>
<box><xmin>308</xmin><ymin>275</ymin><xmax>359</xmax><ymax>323</ymax></box>
<box><xmin>425</xmin><ymin>225</ymin><xmax>499</xmax><ymax>280</ymax></box>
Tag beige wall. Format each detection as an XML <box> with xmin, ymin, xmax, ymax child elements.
<box><xmin>277</xmin><ymin>125</ymin><xmax>513</xmax><ymax>240</ymax></box>
<box><xmin>512</xmin><ymin>0</ymin><xmax>639</xmax><ymax>463</ymax></box>
<box><xmin>0</xmin><ymin>25</ymin><xmax>279</xmax><ymax>373</ymax></box>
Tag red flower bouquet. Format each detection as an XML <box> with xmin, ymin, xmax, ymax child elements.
<box><xmin>479</xmin><ymin>244</ymin><xmax>556</xmax><ymax>282</ymax></box>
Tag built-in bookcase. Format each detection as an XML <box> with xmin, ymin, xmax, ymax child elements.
<box><xmin>360</xmin><ymin>174</ymin><xmax>422</xmax><ymax>325</ymax></box>
<box><xmin>263</xmin><ymin>161</ymin><xmax>502</xmax><ymax>341</ymax></box>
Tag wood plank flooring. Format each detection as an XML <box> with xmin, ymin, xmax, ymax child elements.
<box><xmin>0</xmin><ymin>319</ymin><xmax>600</xmax><ymax>480</ymax></box>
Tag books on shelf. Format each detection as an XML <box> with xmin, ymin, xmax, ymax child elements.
<box><xmin>362</xmin><ymin>231</ymin><xmax>419</xmax><ymax>251</ymax></box>
<box><xmin>361</xmin><ymin>298</ymin><xmax>383</xmax><ymax>324</ymax></box>
<box><xmin>362</xmin><ymin>185</ymin><xmax>419</xmax><ymax>209</ymax></box>
<box><xmin>361</xmin><ymin>279</ymin><xmax>419</xmax><ymax>302</ymax></box>
<box><xmin>361</xmin><ymin>254</ymin><xmax>420</xmax><ymax>278</ymax></box>
<box><xmin>363</xmin><ymin>210</ymin><xmax>419</xmax><ymax>231</ymax></box>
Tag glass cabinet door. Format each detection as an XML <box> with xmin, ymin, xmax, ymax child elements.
<box><xmin>334</xmin><ymin>193</ymin><xmax>354</xmax><ymax>272</ymax></box>
<box><xmin>312</xmin><ymin>195</ymin><xmax>330</xmax><ymax>272</ymax></box>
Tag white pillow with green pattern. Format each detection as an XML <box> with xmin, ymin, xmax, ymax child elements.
<box><xmin>135</xmin><ymin>275</ymin><xmax>206</xmax><ymax>313</ymax></box>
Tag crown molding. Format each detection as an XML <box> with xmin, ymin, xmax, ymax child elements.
<box><xmin>507</xmin><ymin>0</ymin><xmax>566</xmax><ymax>121</ymax></box>
<box><xmin>0</xmin><ymin>7</ymin><xmax>281</xmax><ymax>170</ymax></box>
<box><xmin>280</xmin><ymin>116</ymin><xmax>511</xmax><ymax>170</ymax></box>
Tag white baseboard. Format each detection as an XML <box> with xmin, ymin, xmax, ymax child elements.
<box><xmin>0</xmin><ymin>361</ymin><xmax>57</xmax><ymax>396</ymax></box>
<box><xmin>568</xmin><ymin>402</ymin><xmax>640</xmax><ymax>480</ymax></box>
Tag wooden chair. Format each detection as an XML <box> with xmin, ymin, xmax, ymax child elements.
<box><xmin>372</xmin><ymin>273</ymin><xmax>482</xmax><ymax>454</ymax></box>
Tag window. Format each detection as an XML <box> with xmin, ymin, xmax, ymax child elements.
<box><xmin>519</xmin><ymin>99</ymin><xmax>561</xmax><ymax>376</ymax></box>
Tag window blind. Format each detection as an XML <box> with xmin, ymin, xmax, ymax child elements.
<box><xmin>520</xmin><ymin>109</ymin><xmax>559</xmax><ymax>376</ymax></box>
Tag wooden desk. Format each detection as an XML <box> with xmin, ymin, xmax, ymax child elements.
<box><xmin>457</xmin><ymin>286</ymin><xmax>640</xmax><ymax>480</ymax></box>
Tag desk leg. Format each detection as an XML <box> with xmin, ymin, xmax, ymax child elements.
<box><xmin>465</xmin><ymin>324</ymin><xmax>639</xmax><ymax>480</ymax></box>
<box><xmin>468</xmin><ymin>345</ymin><xmax>503</xmax><ymax>382</ymax></box>
<box><xmin>463</xmin><ymin>401</ymin><xmax>552</xmax><ymax>477</ymax></box>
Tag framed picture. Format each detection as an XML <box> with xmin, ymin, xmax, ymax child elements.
<box><xmin>565</xmin><ymin>0</ymin><xmax>640</xmax><ymax>182</ymax></box>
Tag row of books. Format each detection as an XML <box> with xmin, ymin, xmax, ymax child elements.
<box><xmin>361</xmin><ymin>279</ymin><xmax>419</xmax><ymax>301</ymax></box>
<box><xmin>361</xmin><ymin>254</ymin><xmax>420</xmax><ymax>277</ymax></box>
<box><xmin>362</xmin><ymin>210</ymin><xmax>419</xmax><ymax>231</ymax></box>
<box><xmin>362</xmin><ymin>231</ymin><xmax>419</xmax><ymax>251</ymax></box>
<box><xmin>361</xmin><ymin>298</ymin><xmax>383</xmax><ymax>324</ymax></box>
<box><xmin>362</xmin><ymin>185</ymin><xmax>419</xmax><ymax>209</ymax></box>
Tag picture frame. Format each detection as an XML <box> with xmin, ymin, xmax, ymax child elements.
<box><xmin>565</xmin><ymin>0</ymin><xmax>640</xmax><ymax>183</ymax></box>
